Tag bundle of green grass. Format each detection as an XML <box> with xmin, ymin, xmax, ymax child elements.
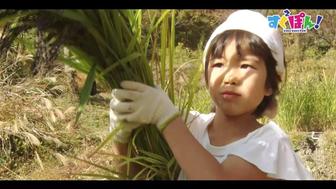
<box><xmin>0</xmin><ymin>10</ymin><xmax>182</xmax><ymax>180</ymax></box>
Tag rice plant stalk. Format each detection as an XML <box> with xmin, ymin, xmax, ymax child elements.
<box><xmin>0</xmin><ymin>9</ymin><xmax>200</xmax><ymax>180</ymax></box>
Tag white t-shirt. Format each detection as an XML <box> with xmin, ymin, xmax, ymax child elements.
<box><xmin>178</xmin><ymin>111</ymin><xmax>314</xmax><ymax>180</ymax></box>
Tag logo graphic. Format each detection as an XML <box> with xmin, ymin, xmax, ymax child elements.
<box><xmin>267</xmin><ymin>9</ymin><xmax>323</xmax><ymax>33</ymax></box>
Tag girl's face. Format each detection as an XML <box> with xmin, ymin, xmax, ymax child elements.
<box><xmin>207</xmin><ymin>38</ymin><xmax>272</xmax><ymax>117</ymax></box>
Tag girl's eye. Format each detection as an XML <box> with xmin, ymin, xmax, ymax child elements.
<box><xmin>211</xmin><ymin>63</ymin><xmax>223</xmax><ymax>68</ymax></box>
<box><xmin>241</xmin><ymin>64</ymin><xmax>255</xmax><ymax>69</ymax></box>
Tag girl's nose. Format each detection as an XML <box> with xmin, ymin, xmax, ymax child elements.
<box><xmin>223</xmin><ymin>69</ymin><xmax>238</xmax><ymax>85</ymax></box>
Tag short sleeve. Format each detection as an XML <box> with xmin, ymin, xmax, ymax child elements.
<box><xmin>182</xmin><ymin>110</ymin><xmax>201</xmax><ymax>125</ymax></box>
<box><xmin>178</xmin><ymin>111</ymin><xmax>213</xmax><ymax>180</ymax></box>
<box><xmin>228</xmin><ymin>135</ymin><xmax>313</xmax><ymax>180</ymax></box>
<box><xmin>182</xmin><ymin>111</ymin><xmax>215</xmax><ymax>143</ymax></box>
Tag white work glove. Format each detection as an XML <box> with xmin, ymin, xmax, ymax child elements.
<box><xmin>109</xmin><ymin>93</ymin><xmax>142</xmax><ymax>144</ymax></box>
<box><xmin>110</xmin><ymin>81</ymin><xmax>180</xmax><ymax>132</ymax></box>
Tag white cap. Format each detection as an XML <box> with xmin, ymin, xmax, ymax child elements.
<box><xmin>203</xmin><ymin>10</ymin><xmax>285</xmax><ymax>81</ymax></box>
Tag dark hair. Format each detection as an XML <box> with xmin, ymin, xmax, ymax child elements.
<box><xmin>204</xmin><ymin>30</ymin><xmax>284</xmax><ymax>118</ymax></box>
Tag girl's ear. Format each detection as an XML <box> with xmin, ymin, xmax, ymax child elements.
<box><xmin>263</xmin><ymin>97</ymin><xmax>278</xmax><ymax>119</ymax></box>
<box><xmin>265</xmin><ymin>87</ymin><xmax>273</xmax><ymax>96</ymax></box>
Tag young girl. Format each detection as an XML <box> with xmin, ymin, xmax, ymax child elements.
<box><xmin>109</xmin><ymin>10</ymin><xmax>313</xmax><ymax>180</ymax></box>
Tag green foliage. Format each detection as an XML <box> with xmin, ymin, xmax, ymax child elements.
<box><xmin>172</xmin><ymin>42</ymin><xmax>212</xmax><ymax>114</ymax></box>
<box><xmin>0</xmin><ymin>10</ymin><xmax>183</xmax><ymax>180</ymax></box>
<box><xmin>304</xmin><ymin>47</ymin><xmax>320</xmax><ymax>59</ymax></box>
<box><xmin>276</xmin><ymin>65</ymin><xmax>336</xmax><ymax>132</ymax></box>
<box><xmin>190</xmin><ymin>87</ymin><xmax>212</xmax><ymax>113</ymax></box>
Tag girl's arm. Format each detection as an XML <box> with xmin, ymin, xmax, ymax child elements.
<box><xmin>110</xmin><ymin>81</ymin><xmax>272</xmax><ymax>180</ymax></box>
<box><xmin>163</xmin><ymin>117</ymin><xmax>272</xmax><ymax>180</ymax></box>
<box><xmin>111</xmin><ymin>142</ymin><xmax>128</xmax><ymax>173</ymax></box>
<box><xmin>110</xmin><ymin>98</ymin><xmax>143</xmax><ymax>178</ymax></box>
<box><xmin>111</xmin><ymin>141</ymin><xmax>143</xmax><ymax>178</ymax></box>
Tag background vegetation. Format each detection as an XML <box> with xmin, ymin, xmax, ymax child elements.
<box><xmin>0</xmin><ymin>9</ymin><xmax>335</xmax><ymax>179</ymax></box>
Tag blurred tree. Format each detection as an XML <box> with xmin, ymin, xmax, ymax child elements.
<box><xmin>175</xmin><ymin>10</ymin><xmax>234</xmax><ymax>50</ymax></box>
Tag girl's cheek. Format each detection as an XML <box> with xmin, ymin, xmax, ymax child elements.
<box><xmin>241</xmin><ymin>68</ymin><xmax>256</xmax><ymax>77</ymax></box>
<box><xmin>242</xmin><ymin>69</ymin><xmax>252</xmax><ymax>76</ymax></box>
<box><xmin>208</xmin><ymin>75</ymin><xmax>215</xmax><ymax>86</ymax></box>
<box><xmin>209</xmin><ymin>71</ymin><xmax>223</xmax><ymax>87</ymax></box>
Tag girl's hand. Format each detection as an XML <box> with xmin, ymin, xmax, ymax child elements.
<box><xmin>110</xmin><ymin>81</ymin><xmax>179</xmax><ymax>132</ymax></box>
<box><xmin>109</xmin><ymin>93</ymin><xmax>142</xmax><ymax>144</ymax></box>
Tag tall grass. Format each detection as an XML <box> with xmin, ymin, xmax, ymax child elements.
<box><xmin>0</xmin><ymin>67</ymin><xmax>78</xmax><ymax>177</ymax></box>
<box><xmin>0</xmin><ymin>9</ymin><xmax>203</xmax><ymax>180</ymax></box>
<box><xmin>276</xmin><ymin>64</ymin><xmax>336</xmax><ymax>132</ymax></box>
<box><xmin>172</xmin><ymin>42</ymin><xmax>212</xmax><ymax>115</ymax></box>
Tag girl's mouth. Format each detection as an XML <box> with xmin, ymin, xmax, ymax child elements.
<box><xmin>221</xmin><ymin>91</ymin><xmax>241</xmax><ymax>100</ymax></box>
